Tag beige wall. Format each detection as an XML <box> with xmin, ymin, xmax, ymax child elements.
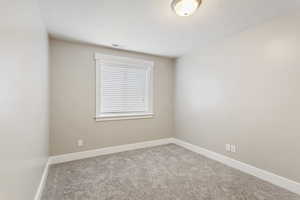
<box><xmin>50</xmin><ymin>39</ymin><xmax>174</xmax><ymax>155</ymax></box>
<box><xmin>175</xmin><ymin>13</ymin><xmax>300</xmax><ymax>182</ymax></box>
<box><xmin>0</xmin><ymin>0</ymin><xmax>49</xmax><ymax>199</ymax></box>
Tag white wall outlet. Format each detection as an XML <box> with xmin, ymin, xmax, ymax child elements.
<box><xmin>230</xmin><ymin>144</ymin><xmax>236</xmax><ymax>153</ymax></box>
<box><xmin>226</xmin><ymin>144</ymin><xmax>231</xmax><ymax>152</ymax></box>
<box><xmin>77</xmin><ymin>139</ymin><xmax>84</xmax><ymax>147</ymax></box>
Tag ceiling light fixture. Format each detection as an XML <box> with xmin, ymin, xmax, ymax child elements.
<box><xmin>171</xmin><ymin>0</ymin><xmax>201</xmax><ymax>17</ymax></box>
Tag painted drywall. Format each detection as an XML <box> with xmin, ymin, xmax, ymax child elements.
<box><xmin>50</xmin><ymin>39</ymin><xmax>174</xmax><ymax>155</ymax></box>
<box><xmin>175</xmin><ymin>12</ymin><xmax>300</xmax><ymax>183</ymax></box>
<box><xmin>0</xmin><ymin>0</ymin><xmax>49</xmax><ymax>199</ymax></box>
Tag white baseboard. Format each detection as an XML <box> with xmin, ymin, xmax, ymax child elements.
<box><xmin>34</xmin><ymin>158</ymin><xmax>50</xmax><ymax>200</ymax></box>
<box><xmin>172</xmin><ymin>138</ymin><xmax>300</xmax><ymax>195</ymax></box>
<box><xmin>46</xmin><ymin>137</ymin><xmax>300</xmax><ymax>195</ymax></box>
<box><xmin>49</xmin><ymin>138</ymin><xmax>173</xmax><ymax>165</ymax></box>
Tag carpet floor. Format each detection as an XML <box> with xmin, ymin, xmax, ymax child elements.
<box><xmin>42</xmin><ymin>144</ymin><xmax>300</xmax><ymax>200</ymax></box>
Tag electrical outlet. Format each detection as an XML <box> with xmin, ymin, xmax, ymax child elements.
<box><xmin>230</xmin><ymin>144</ymin><xmax>236</xmax><ymax>153</ymax></box>
<box><xmin>77</xmin><ymin>139</ymin><xmax>84</xmax><ymax>147</ymax></box>
<box><xmin>226</xmin><ymin>144</ymin><xmax>231</xmax><ymax>152</ymax></box>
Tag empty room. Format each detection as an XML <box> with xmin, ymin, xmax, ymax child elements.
<box><xmin>1</xmin><ymin>0</ymin><xmax>300</xmax><ymax>199</ymax></box>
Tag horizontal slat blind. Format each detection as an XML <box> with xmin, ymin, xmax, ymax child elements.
<box><xmin>101</xmin><ymin>65</ymin><xmax>147</xmax><ymax>113</ymax></box>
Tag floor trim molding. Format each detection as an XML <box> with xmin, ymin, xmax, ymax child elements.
<box><xmin>172</xmin><ymin>138</ymin><xmax>300</xmax><ymax>195</ymax></box>
<box><xmin>46</xmin><ymin>137</ymin><xmax>300</xmax><ymax>195</ymax></box>
<box><xmin>34</xmin><ymin>158</ymin><xmax>50</xmax><ymax>200</ymax></box>
<box><xmin>49</xmin><ymin>138</ymin><xmax>173</xmax><ymax>165</ymax></box>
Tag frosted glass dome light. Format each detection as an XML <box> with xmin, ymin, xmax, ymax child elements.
<box><xmin>171</xmin><ymin>0</ymin><xmax>201</xmax><ymax>16</ymax></box>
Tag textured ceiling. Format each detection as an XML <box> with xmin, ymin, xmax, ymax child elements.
<box><xmin>39</xmin><ymin>0</ymin><xmax>300</xmax><ymax>58</ymax></box>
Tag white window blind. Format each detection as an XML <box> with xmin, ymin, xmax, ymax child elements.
<box><xmin>95</xmin><ymin>53</ymin><xmax>154</xmax><ymax>121</ymax></box>
<box><xmin>101</xmin><ymin>65</ymin><xmax>147</xmax><ymax>113</ymax></box>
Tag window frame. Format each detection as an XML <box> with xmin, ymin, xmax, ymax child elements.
<box><xmin>94</xmin><ymin>53</ymin><xmax>154</xmax><ymax>121</ymax></box>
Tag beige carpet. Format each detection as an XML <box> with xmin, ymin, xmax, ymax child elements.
<box><xmin>42</xmin><ymin>144</ymin><xmax>300</xmax><ymax>200</ymax></box>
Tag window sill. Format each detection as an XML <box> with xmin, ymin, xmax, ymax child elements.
<box><xmin>95</xmin><ymin>113</ymin><xmax>154</xmax><ymax>122</ymax></box>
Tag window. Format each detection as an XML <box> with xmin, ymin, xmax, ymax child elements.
<box><xmin>95</xmin><ymin>53</ymin><xmax>154</xmax><ymax>121</ymax></box>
